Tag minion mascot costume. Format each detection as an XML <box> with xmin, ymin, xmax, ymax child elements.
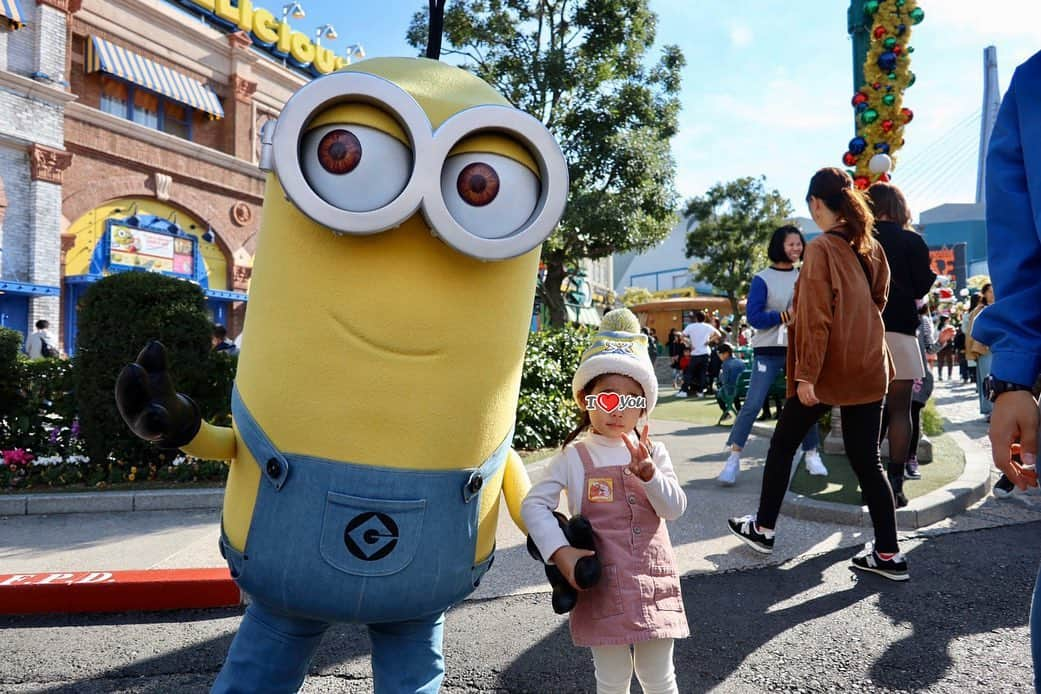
<box><xmin>114</xmin><ymin>6</ymin><xmax>568</xmax><ymax>691</ymax></box>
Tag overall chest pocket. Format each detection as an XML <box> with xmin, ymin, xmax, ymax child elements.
<box><xmin>319</xmin><ymin>491</ymin><xmax>426</xmax><ymax>577</ymax></box>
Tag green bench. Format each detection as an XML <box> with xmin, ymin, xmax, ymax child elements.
<box><xmin>716</xmin><ymin>364</ymin><xmax>788</xmax><ymax>424</ymax></box>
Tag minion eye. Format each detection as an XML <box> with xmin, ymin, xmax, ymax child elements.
<box><xmin>440</xmin><ymin>153</ymin><xmax>539</xmax><ymax>239</ymax></box>
<box><xmin>302</xmin><ymin>124</ymin><xmax>412</xmax><ymax>212</ymax></box>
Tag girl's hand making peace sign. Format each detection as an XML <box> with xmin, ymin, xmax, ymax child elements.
<box><xmin>623</xmin><ymin>424</ymin><xmax>656</xmax><ymax>482</ymax></box>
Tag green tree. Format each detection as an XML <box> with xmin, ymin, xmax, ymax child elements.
<box><xmin>684</xmin><ymin>176</ymin><xmax>794</xmax><ymax>318</ymax></box>
<box><xmin>408</xmin><ymin>0</ymin><xmax>685</xmax><ymax>327</ymax></box>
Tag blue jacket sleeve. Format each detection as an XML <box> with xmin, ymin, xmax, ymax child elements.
<box><xmin>746</xmin><ymin>275</ymin><xmax>781</xmax><ymax>330</ymax></box>
<box><xmin>973</xmin><ymin>58</ymin><xmax>1041</xmax><ymax>386</ymax></box>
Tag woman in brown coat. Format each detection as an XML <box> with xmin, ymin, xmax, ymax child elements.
<box><xmin>728</xmin><ymin>167</ymin><xmax>907</xmax><ymax>581</ymax></box>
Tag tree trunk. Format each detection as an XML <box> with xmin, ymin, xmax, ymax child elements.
<box><xmin>728</xmin><ymin>294</ymin><xmax>741</xmax><ymax>323</ymax></box>
<box><xmin>542</xmin><ymin>260</ymin><xmax>568</xmax><ymax>329</ymax></box>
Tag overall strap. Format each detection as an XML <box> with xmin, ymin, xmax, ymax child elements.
<box><xmin>574</xmin><ymin>441</ymin><xmax>597</xmax><ymax>474</ymax></box>
<box><xmin>231</xmin><ymin>385</ymin><xmax>290</xmax><ymax>491</ymax></box>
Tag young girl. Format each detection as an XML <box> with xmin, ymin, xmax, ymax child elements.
<box><xmin>522</xmin><ymin>308</ymin><xmax>688</xmax><ymax>694</ymax></box>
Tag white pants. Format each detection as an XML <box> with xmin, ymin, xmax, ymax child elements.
<box><xmin>590</xmin><ymin>639</ymin><xmax>677</xmax><ymax>694</ymax></box>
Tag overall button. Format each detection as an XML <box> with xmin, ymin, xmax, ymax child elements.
<box><xmin>627</xmin><ymin>495</ymin><xmax>637</xmax><ymax>504</ymax></box>
<box><xmin>468</xmin><ymin>472</ymin><xmax>483</xmax><ymax>494</ymax></box>
<box><xmin>633</xmin><ymin>526</ymin><xmax>642</xmax><ymax>535</ymax></box>
<box><xmin>266</xmin><ymin>458</ymin><xmax>281</xmax><ymax>478</ymax></box>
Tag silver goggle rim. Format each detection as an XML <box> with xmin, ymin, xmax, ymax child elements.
<box><xmin>268</xmin><ymin>71</ymin><xmax>569</xmax><ymax>260</ymax></box>
<box><xmin>271</xmin><ymin>71</ymin><xmax>432</xmax><ymax>235</ymax></box>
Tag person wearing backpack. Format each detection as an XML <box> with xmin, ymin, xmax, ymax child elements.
<box><xmin>25</xmin><ymin>319</ymin><xmax>59</xmax><ymax>359</ymax></box>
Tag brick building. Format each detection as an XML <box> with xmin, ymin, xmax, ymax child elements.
<box><xmin>0</xmin><ymin>0</ymin><xmax>349</xmax><ymax>351</ymax></box>
<box><xmin>0</xmin><ymin>0</ymin><xmax>75</xmax><ymax>346</ymax></box>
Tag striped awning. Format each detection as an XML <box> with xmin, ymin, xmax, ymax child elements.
<box><xmin>86</xmin><ymin>36</ymin><xmax>224</xmax><ymax>119</ymax></box>
<box><xmin>0</xmin><ymin>0</ymin><xmax>26</xmax><ymax>28</ymax></box>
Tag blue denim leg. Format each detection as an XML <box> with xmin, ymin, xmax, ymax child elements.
<box><xmin>1032</xmin><ymin>561</ymin><xmax>1041</xmax><ymax>693</ymax></box>
<box><xmin>727</xmin><ymin>354</ymin><xmax>785</xmax><ymax>449</ymax></box>
<box><xmin>369</xmin><ymin>613</ymin><xmax>446</xmax><ymax>694</ymax></box>
<box><xmin>978</xmin><ymin>353</ymin><xmax>994</xmax><ymax>415</ymax></box>
<box><xmin>801</xmin><ymin>422</ymin><xmax>820</xmax><ymax>451</ymax></box>
<box><xmin>211</xmin><ymin>601</ymin><xmax>330</xmax><ymax>694</ymax></box>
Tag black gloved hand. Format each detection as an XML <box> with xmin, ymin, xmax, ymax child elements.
<box><xmin>526</xmin><ymin>512</ymin><xmax>602</xmax><ymax>614</ymax></box>
<box><xmin>115</xmin><ymin>340</ymin><xmax>202</xmax><ymax>449</ymax></box>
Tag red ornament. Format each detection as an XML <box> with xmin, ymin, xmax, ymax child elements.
<box><xmin>851</xmin><ymin>92</ymin><xmax>869</xmax><ymax>106</ymax></box>
<box><xmin>879</xmin><ymin>173</ymin><xmax>891</xmax><ymax>182</ymax></box>
<box><xmin>843</xmin><ymin>152</ymin><xmax>858</xmax><ymax>167</ymax></box>
<box><xmin>854</xmin><ymin>176</ymin><xmax>870</xmax><ymax>190</ymax></box>
<box><xmin>881</xmin><ymin>119</ymin><xmax>895</xmax><ymax>133</ymax></box>
<box><xmin>872</xmin><ymin>82</ymin><xmax>882</xmax><ymax>90</ymax></box>
<box><xmin>893</xmin><ymin>45</ymin><xmax>903</xmax><ymax>55</ymax></box>
<box><xmin>873</xmin><ymin>26</ymin><xmax>887</xmax><ymax>39</ymax></box>
<box><xmin>901</xmin><ymin>107</ymin><xmax>914</xmax><ymax>123</ymax></box>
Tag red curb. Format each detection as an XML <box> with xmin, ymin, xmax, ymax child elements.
<box><xmin>0</xmin><ymin>569</ymin><xmax>242</xmax><ymax>615</ymax></box>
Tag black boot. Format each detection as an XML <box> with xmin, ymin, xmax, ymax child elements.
<box><xmin>526</xmin><ymin>512</ymin><xmax>601</xmax><ymax>614</ymax></box>
<box><xmin>888</xmin><ymin>465</ymin><xmax>908</xmax><ymax>509</ymax></box>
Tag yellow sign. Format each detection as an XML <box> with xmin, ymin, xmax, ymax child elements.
<box><xmin>185</xmin><ymin>0</ymin><xmax>348</xmax><ymax>74</ymax></box>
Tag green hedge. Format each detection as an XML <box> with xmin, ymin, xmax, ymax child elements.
<box><xmin>514</xmin><ymin>325</ymin><xmax>592</xmax><ymax>450</ymax></box>
<box><xmin>74</xmin><ymin>272</ymin><xmax>227</xmax><ymax>468</ymax></box>
<box><xmin>3</xmin><ymin>303</ymin><xmax>591</xmax><ymax>488</ymax></box>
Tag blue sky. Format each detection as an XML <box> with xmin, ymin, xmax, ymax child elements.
<box><xmin>275</xmin><ymin>0</ymin><xmax>1040</xmax><ymax>220</ymax></box>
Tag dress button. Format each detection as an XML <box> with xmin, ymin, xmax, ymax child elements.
<box><xmin>628</xmin><ymin>495</ymin><xmax>637</xmax><ymax>504</ymax></box>
<box><xmin>633</xmin><ymin>526</ymin><xmax>642</xmax><ymax>535</ymax></box>
<box><xmin>266</xmin><ymin>458</ymin><xmax>281</xmax><ymax>478</ymax></box>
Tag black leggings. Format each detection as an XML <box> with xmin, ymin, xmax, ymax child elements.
<box><xmin>756</xmin><ymin>396</ymin><xmax>898</xmax><ymax>553</ymax></box>
<box><xmin>881</xmin><ymin>398</ymin><xmax>927</xmax><ymax>461</ymax></box>
<box><xmin>882</xmin><ymin>379</ymin><xmax>915</xmax><ymax>480</ymax></box>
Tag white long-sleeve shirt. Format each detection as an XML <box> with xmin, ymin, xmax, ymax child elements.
<box><xmin>521</xmin><ymin>432</ymin><xmax>687</xmax><ymax>564</ymax></box>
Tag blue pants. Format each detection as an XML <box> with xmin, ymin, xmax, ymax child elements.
<box><xmin>977</xmin><ymin>352</ymin><xmax>993</xmax><ymax>416</ymax></box>
<box><xmin>726</xmin><ymin>353</ymin><xmax>818</xmax><ymax>452</ymax></box>
<box><xmin>211</xmin><ymin>601</ymin><xmax>445</xmax><ymax>693</ymax></box>
<box><xmin>1033</xmin><ymin>562</ymin><xmax>1041</xmax><ymax>692</ymax></box>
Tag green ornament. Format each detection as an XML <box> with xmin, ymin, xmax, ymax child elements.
<box><xmin>910</xmin><ymin>7</ymin><xmax>925</xmax><ymax>24</ymax></box>
<box><xmin>907</xmin><ymin>46</ymin><xmax>915</xmax><ymax>53</ymax></box>
<box><xmin>883</xmin><ymin>94</ymin><xmax>896</xmax><ymax>106</ymax></box>
<box><xmin>907</xmin><ymin>71</ymin><xmax>916</xmax><ymax>87</ymax></box>
<box><xmin>883</xmin><ymin>37</ymin><xmax>897</xmax><ymax>49</ymax></box>
<box><xmin>896</xmin><ymin>0</ymin><xmax>906</xmax><ymax>5</ymax></box>
<box><xmin>888</xmin><ymin>72</ymin><xmax>897</xmax><ymax>80</ymax></box>
<box><xmin>861</xmin><ymin>108</ymin><xmax>879</xmax><ymax>124</ymax></box>
<box><xmin>864</xmin><ymin>0</ymin><xmax>879</xmax><ymax>15</ymax></box>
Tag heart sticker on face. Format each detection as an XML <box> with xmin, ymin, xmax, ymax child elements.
<box><xmin>595</xmin><ymin>392</ymin><xmax>621</xmax><ymax>413</ymax></box>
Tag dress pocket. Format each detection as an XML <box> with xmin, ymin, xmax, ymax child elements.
<box><xmin>590</xmin><ymin>564</ymin><xmax>624</xmax><ymax>619</ymax></box>
<box><xmin>652</xmin><ymin>575</ymin><xmax>684</xmax><ymax>612</ymax></box>
<box><xmin>319</xmin><ymin>491</ymin><xmax>426</xmax><ymax>577</ymax></box>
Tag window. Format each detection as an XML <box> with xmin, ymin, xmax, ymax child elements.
<box><xmin>100</xmin><ymin>78</ymin><xmax>128</xmax><ymax>118</ymax></box>
<box><xmin>162</xmin><ymin>102</ymin><xmax>190</xmax><ymax>139</ymax></box>
<box><xmin>132</xmin><ymin>90</ymin><xmax>159</xmax><ymax>129</ymax></box>
<box><xmin>97</xmin><ymin>77</ymin><xmax>194</xmax><ymax>141</ymax></box>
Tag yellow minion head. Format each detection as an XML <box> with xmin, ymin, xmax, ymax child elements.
<box><xmin>234</xmin><ymin>58</ymin><xmax>568</xmax><ymax>472</ymax></box>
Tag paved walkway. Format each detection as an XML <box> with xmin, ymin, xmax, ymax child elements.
<box><xmin>2</xmin><ymin>376</ymin><xmax>1039</xmax><ymax>609</ymax></box>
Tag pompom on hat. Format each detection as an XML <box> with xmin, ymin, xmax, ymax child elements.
<box><xmin>571</xmin><ymin>308</ymin><xmax>658</xmax><ymax>414</ymax></box>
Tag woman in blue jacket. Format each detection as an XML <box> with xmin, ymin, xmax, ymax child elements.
<box><xmin>718</xmin><ymin>225</ymin><xmax>825</xmax><ymax>486</ymax></box>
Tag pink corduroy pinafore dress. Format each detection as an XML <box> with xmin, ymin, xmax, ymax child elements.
<box><xmin>568</xmin><ymin>441</ymin><xmax>689</xmax><ymax>647</ymax></box>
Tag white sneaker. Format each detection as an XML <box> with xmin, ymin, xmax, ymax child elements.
<box><xmin>804</xmin><ymin>450</ymin><xmax>828</xmax><ymax>476</ymax></box>
<box><xmin>675</xmin><ymin>391</ymin><xmax>688</xmax><ymax>398</ymax></box>
<box><xmin>718</xmin><ymin>455</ymin><xmax>740</xmax><ymax>486</ymax></box>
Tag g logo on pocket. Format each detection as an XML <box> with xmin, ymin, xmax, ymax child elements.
<box><xmin>344</xmin><ymin>512</ymin><xmax>400</xmax><ymax>561</ymax></box>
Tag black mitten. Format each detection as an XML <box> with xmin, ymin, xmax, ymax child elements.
<box><xmin>115</xmin><ymin>341</ymin><xmax>202</xmax><ymax>448</ymax></box>
<box><xmin>526</xmin><ymin>512</ymin><xmax>601</xmax><ymax>614</ymax></box>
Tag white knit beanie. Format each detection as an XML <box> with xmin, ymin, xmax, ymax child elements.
<box><xmin>571</xmin><ymin>308</ymin><xmax>658</xmax><ymax>414</ymax></box>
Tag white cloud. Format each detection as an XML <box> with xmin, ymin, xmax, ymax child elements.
<box><xmin>924</xmin><ymin>0</ymin><xmax>1041</xmax><ymax>39</ymax></box>
<box><xmin>729</xmin><ymin>23</ymin><xmax>753</xmax><ymax>48</ymax></box>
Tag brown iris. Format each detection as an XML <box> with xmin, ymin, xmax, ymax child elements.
<box><xmin>317</xmin><ymin>129</ymin><xmax>362</xmax><ymax>174</ymax></box>
<box><xmin>456</xmin><ymin>162</ymin><xmax>500</xmax><ymax>207</ymax></box>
